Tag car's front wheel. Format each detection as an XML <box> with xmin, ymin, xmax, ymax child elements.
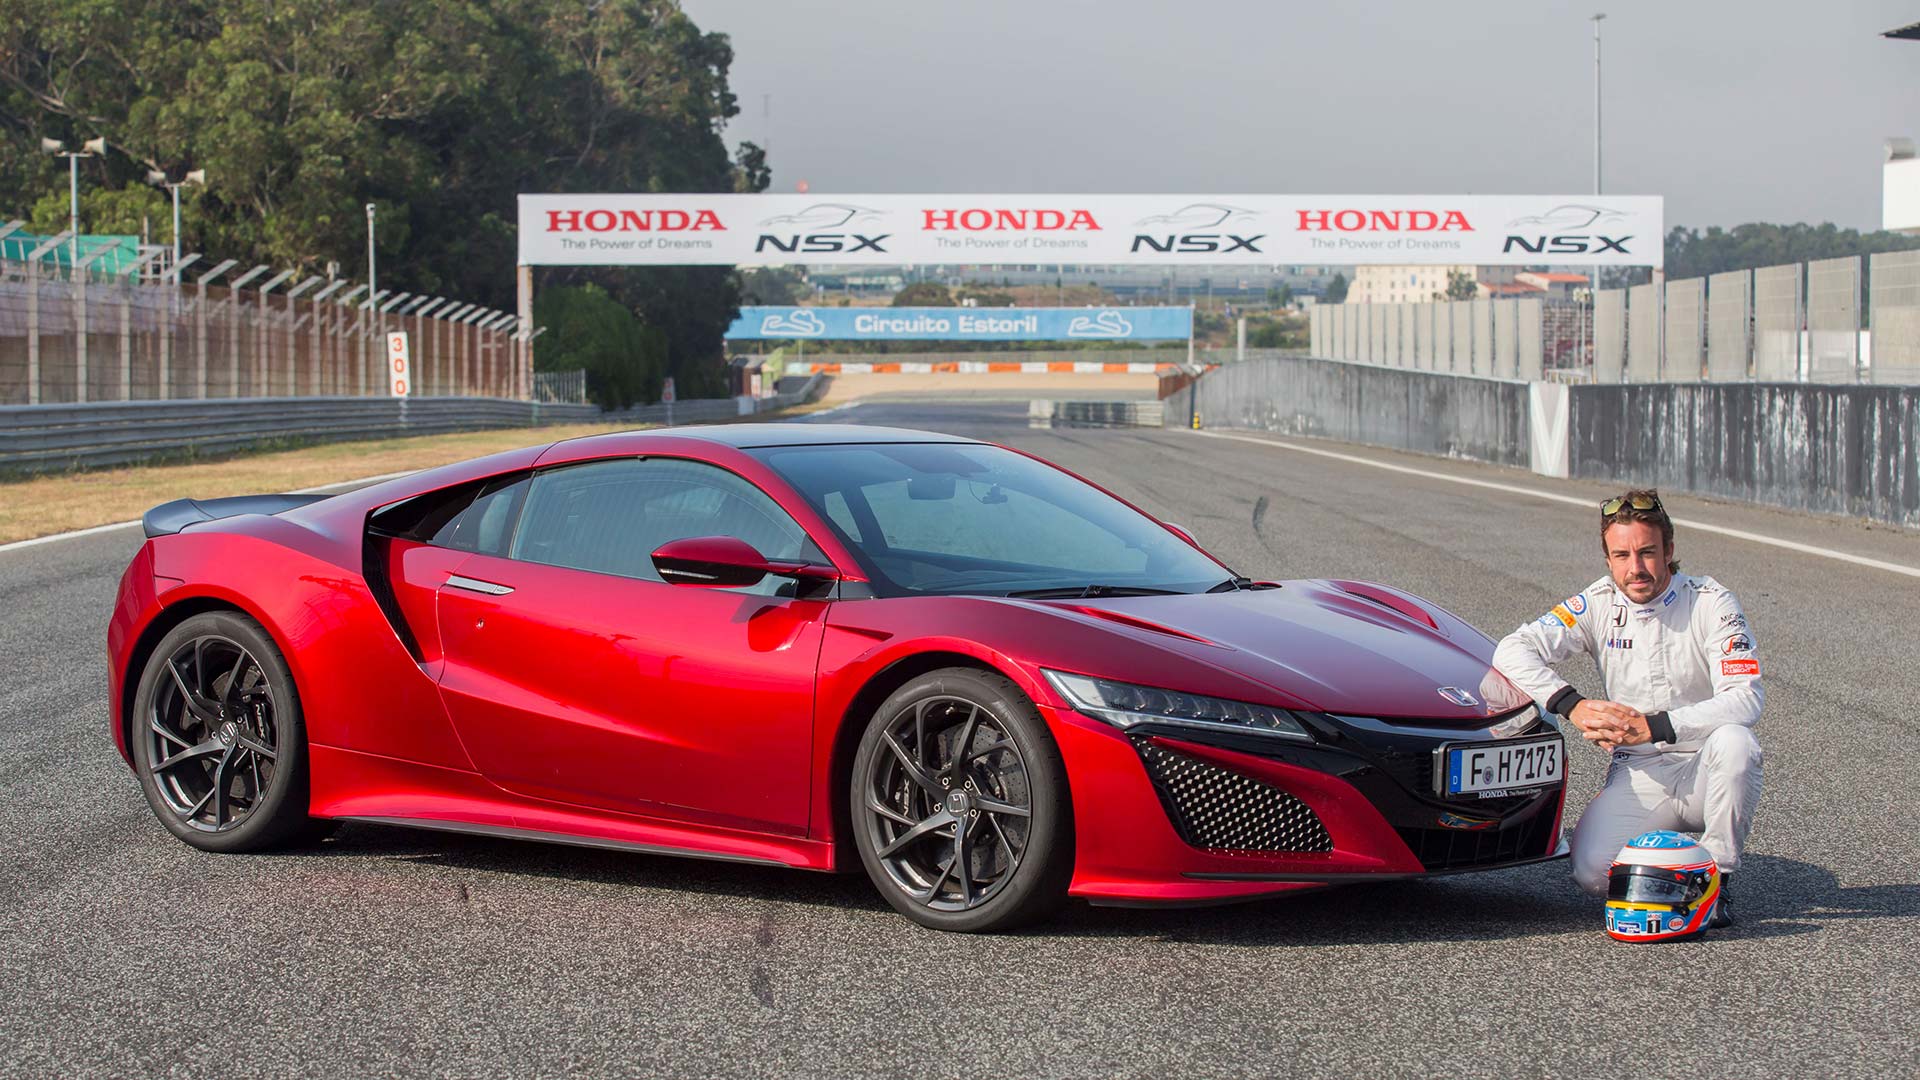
<box><xmin>131</xmin><ymin>611</ymin><xmax>320</xmax><ymax>852</ymax></box>
<box><xmin>851</xmin><ymin>667</ymin><xmax>1073</xmax><ymax>932</ymax></box>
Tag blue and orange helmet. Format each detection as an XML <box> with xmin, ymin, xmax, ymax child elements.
<box><xmin>1604</xmin><ymin>831</ymin><xmax>1721</xmax><ymax>942</ymax></box>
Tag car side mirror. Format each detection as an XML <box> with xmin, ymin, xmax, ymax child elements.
<box><xmin>651</xmin><ymin>535</ymin><xmax>840</xmax><ymax>589</ymax></box>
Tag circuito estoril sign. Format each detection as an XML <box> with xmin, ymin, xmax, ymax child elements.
<box><xmin>516</xmin><ymin>194</ymin><xmax>1665</xmax><ymax>267</ymax></box>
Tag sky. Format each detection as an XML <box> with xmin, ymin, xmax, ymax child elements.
<box><xmin>680</xmin><ymin>0</ymin><xmax>1919</xmax><ymax>232</ymax></box>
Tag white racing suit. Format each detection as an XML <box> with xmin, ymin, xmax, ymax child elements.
<box><xmin>1492</xmin><ymin>573</ymin><xmax>1764</xmax><ymax>895</ymax></box>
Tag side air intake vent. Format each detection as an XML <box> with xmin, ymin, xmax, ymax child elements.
<box><xmin>1136</xmin><ymin>741</ymin><xmax>1332</xmax><ymax>853</ymax></box>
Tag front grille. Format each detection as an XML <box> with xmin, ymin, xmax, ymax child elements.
<box><xmin>1372</xmin><ymin>742</ymin><xmax>1556</xmax><ymax>815</ymax></box>
<box><xmin>1395</xmin><ymin>808</ymin><xmax>1557</xmax><ymax>871</ymax></box>
<box><xmin>1137</xmin><ymin>742</ymin><xmax>1333</xmax><ymax>853</ymax></box>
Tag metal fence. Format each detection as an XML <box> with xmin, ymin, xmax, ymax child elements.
<box><xmin>1627</xmin><ymin>282</ymin><xmax>1661</xmax><ymax>382</ymax></box>
<box><xmin>1309</xmin><ymin>251</ymin><xmax>1920</xmax><ymax>385</ymax></box>
<box><xmin>1706</xmin><ymin>269</ymin><xmax>1750</xmax><ymax>382</ymax></box>
<box><xmin>1309</xmin><ymin>296</ymin><xmax>1573</xmax><ymax>380</ymax></box>
<box><xmin>1594</xmin><ymin>288</ymin><xmax>1626</xmax><ymax>383</ymax></box>
<box><xmin>532</xmin><ymin>369</ymin><xmax>588</xmax><ymax>405</ymax></box>
<box><xmin>1806</xmin><ymin>257</ymin><xmax>1860</xmax><ymax>383</ymax></box>
<box><xmin>0</xmin><ymin>373</ymin><xmax>826</xmax><ymax>474</ymax></box>
<box><xmin>1663</xmin><ymin>277</ymin><xmax>1704</xmax><ymax>382</ymax></box>
<box><xmin>1753</xmin><ymin>263</ymin><xmax>1801</xmax><ymax>382</ymax></box>
<box><xmin>1870</xmin><ymin>249</ymin><xmax>1920</xmax><ymax>383</ymax></box>
<box><xmin>0</xmin><ymin>252</ymin><xmax>527</xmax><ymax>406</ymax></box>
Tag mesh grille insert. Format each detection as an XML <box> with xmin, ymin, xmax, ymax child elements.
<box><xmin>1395</xmin><ymin>809</ymin><xmax>1557</xmax><ymax>871</ymax></box>
<box><xmin>1137</xmin><ymin>742</ymin><xmax>1333</xmax><ymax>853</ymax></box>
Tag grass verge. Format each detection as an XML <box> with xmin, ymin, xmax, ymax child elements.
<box><xmin>0</xmin><ymin>421</ymin><xmax>649</xmax><ymax>545</ymax></box>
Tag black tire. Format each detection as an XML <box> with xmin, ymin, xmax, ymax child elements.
<box><xmin>851</xmin><ymin>667</ymin><xmax>1073</xmax><ymax>932</ymax></box>
<box><xmin>130</xmin><ymin>611</ymin><xmax>319</xmax><ymax>853</ymax></box>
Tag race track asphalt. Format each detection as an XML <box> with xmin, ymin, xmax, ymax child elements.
<box><xmin>3</xmin><ymin>399</ymin><xmax>1915</xmax><ymax>1078</ymax></box>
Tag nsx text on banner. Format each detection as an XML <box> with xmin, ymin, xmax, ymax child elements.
<box><xmin>517</xmin><ymin>194</ymin><xmax>1664</xmax><ymax>268</ymax></box>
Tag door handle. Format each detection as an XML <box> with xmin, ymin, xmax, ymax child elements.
<box><xmin>446</xmin><ymin>574</ymin><xmax>514</xmax><ymax>596</ymax></box>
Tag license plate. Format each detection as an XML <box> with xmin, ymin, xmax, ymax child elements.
<box><xmin>1439</xmin><ymin>736</ymin><xmax>1562</xmax><ymax>798</ymax></box>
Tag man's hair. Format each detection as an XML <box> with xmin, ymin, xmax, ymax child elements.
<box><xmin>1601</xmin><ymin>487</ymin><xmax>1680</xmax><ymax>574</ymax></box>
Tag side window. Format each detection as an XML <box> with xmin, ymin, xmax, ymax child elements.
<box><xmin>509</xmin><ymin>457</ymin><xmax>825</xmax><ymax>591</ymax></box>
<box><xmin>430</xmin><ymin>476</ymin><xmax>529</xmax><ymax>556</ymax></box>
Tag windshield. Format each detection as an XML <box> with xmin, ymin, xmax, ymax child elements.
<box><xmin>748</xmin><ymin>442</ymin><xmax>1231</xmax><ymax>597</ymax></box>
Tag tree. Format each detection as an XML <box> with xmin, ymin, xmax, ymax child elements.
<box><xmin>1324</xmin><ymin>272</ymin><xmax>1349</xmax><ymax>304</ymax></box>
<box><xmin>956</xmin><ymin>287</ymin><xmax>1015</xmax><ymax>307</ymax></box>
<box><xmin>1439</xmin><ymin>269</ymin><xmax>1477</xmax><ymax>301</ymax></box>
<box><xmin>892</xmin><ymin>281</ymin><xmax>952</xmax><ymax>306</ymax></box>
<box><xmin>1663</xmin><ymin>223</ymin><xmax>1920</xmax><ymax>278</ymax></box>
<box><xmin>1</xmin><ymin>0</ymin><xmax>762</xmax><ymax>390</ymax></box>
<box><xmin>739</xmin><ymin>266</ymin><xmax>809</xmax><ymax>305</ymax></box>
<box><xmin>532</xmin><ymin>283</ymin><xmax>667</xmax><ymax>410</ymax></box>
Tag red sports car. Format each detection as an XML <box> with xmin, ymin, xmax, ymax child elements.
<box><xmin>108</xmin><ymin>423</ymin><xmax>1567</xmax><ymax>931</ymax></box>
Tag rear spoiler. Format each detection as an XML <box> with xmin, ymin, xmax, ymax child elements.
<box><xmin>142</xmin><ymin>494</ymin><xmax>333</xmax><ymax>538</ymax></box>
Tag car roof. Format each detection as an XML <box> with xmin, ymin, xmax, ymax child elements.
<box><xmin>560</xmin><ymin>423</ymin><xmax>980</xmax><ymax>450</ymax></box>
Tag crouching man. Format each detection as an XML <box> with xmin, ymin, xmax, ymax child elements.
<box><xmin>1493</xmin><ymin>490</ymin><xmax>1763</xmax><ymax>926</ymax></box>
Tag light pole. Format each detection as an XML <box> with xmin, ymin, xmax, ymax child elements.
<box><xmin>365</xmin><ymin>203</ymin><xmax>378</xmax><ymax>301</ymax></box>
<box><xmin>365</xmin><ymin>202</ymin><xmax>380</xmax><ymax>353</ymax></box>
<box><xmin>1591</xmin><ymin>13</ymin><xmax>1605</xmax><ymax>197</ymax></box>
<box><xmin>41</xmin><ymin>136</ymin><xmax>106</xmax><ymax>269</ymax></box>
<box><xmin>146</xmin><ymin>167</ymin><xmax>207</xmax><ymax>280</ymax></box>
<box><xmin>1587</xmin><ymin>13</ymin><xmax>1606</xmax><ymax>376</ymax></box>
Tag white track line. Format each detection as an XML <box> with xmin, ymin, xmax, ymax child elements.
<box><xmin>1190</xmin><ymin>429</ymin><xmax>1920</xmax><ymax>581</ymax></box>
<box><xmin>791</xmin><ymin>398</ymin><xmax>866</xmax><ymax>420</ymax></box>
<box><xmin>0</xmin><ymin>469</ymin><xmax>421</xmax><ymax>556</ymax></box>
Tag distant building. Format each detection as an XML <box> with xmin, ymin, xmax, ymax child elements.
<box><xmin>1349</xmin><ymin>264</ymin><xmax>1475</xmax><ymax>304</ymax></box>
<box><xmin>1349</xmin><ymin>265</ymin><xmax>1531</xmax><ymax>302</ymax></box>
<box><xmin>1514</xmin><ymin>271</ymin><xmax>1589</xmax><ymax>299</ymax></box>
<box><xmin>1882</xmin><ymin>24</ymin><xmax>1919</xmax><ymax>234</ymax></box>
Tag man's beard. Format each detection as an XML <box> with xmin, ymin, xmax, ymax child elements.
<box><xmin>1616</xmin><ymin>567</ymin><xmax>1669</xmax><ymax>598</ymax></box>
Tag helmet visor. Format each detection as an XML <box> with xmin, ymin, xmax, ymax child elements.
<box><xmin>1608</xmin><ymin>867</ymin><xmax>1704</xmax><ymax>905</ymax></box>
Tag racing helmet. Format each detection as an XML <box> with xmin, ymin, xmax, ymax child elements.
<box><xmin>1604</xmin><ymin>831</ymin><xmax>1721</xmax><ymax>942</ymax></box>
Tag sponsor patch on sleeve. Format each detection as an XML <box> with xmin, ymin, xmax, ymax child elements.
<box><xmin>1722</xmin><ymin>634</ymin><xmax>1754</xmax><ymax>655</ymax></box>
<box><xmin>1550</xmin><ymin>605</ymin><xmax>1576</xmax><ymax>627</ymax></box>
<box><xmin>1565</xmin><ymin>594</ymin><xmax>1588</xmax><ymax>615</ymax></box>
<box><xmin>1721</xmin><ymin>658</ymin><xmax>1760</xmax><ymax>676</ymax></box>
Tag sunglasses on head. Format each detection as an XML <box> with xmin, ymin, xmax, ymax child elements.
<box><xmin>1601</xmin><ymin>493</ymin><xmax>1663</xmax><ymax>517</ymax></box>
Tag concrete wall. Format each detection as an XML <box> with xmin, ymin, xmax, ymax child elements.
<box><xmin>1569</xmin><ymin>382</ymin><xmax>1920</xmax><ymax>527</ymax></box>
<box><xmin>1188</xmin><ymin>355</ymin><xmax>1920</xmax><ymax>528</ymax></box>
<box><xmin>1177</xmin><ymin>353</ymin><xmax>1532</xmax><ymax>468</ymax></box>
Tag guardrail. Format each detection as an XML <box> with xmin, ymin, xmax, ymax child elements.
<box><xmin>1027</xmin><ymin>399</ymin><xmax>1166</xmax><ymax>428</ymax></box>
<box><xmin>0</xmin><ymin>373</ymin><xmax>826</xmax><ymax>474</ymax></box>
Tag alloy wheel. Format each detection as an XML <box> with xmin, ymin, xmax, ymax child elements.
<box><xmin>860</xmin><ymin>694</ymin><xmax>1034</xmax><ymax>912</ymax></box>
<box><xmin>144</xmin><ymin>634</ymin><xmax>280</xmax><ymax>833</ymax></box>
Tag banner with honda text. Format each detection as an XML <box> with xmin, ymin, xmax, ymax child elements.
<box><xmin>723</xmin><ymin>305</ymin><xmax>1193</xmax><ymax>341</ymax></box>
<box><xmin>519</xmin><ymin>194</ymin><xmax>1663</xmax><ymax>268</ymax></box>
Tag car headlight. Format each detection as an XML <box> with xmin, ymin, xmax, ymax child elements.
<box><xmin>1489</xmin><ymin>704</ymin><xmax>1544</xmax><ymax>739</ymax></box>
<box><xmin>1042</xmin><ymin>669</ymin><xmax>1312</xmax><ymax>742</ymax></box>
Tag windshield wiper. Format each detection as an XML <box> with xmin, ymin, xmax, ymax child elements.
<box><xmin>1207</xmin><ymin>576</ymin><xmax>1255</xmax><ymax>593</ymax></box>
<box><xmin>1006</xmin><ymin>584</ymin><xmax>1184</xmax><ymax>599</ymax></box>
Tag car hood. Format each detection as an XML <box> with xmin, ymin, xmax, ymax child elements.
<box><xmin>1018</xmin><ymin>581</ymin><xmax>1531</xmax><ymax>723</ymax></box>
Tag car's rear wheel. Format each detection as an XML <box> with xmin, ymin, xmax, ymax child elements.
<box><xmin>851</xmin><ymin>668</ymin><xmax>1072</xmax><ymax>932</ymax></box>
<box><xmin>131</xmin><ymin>611</ymin><xmax>319</xmax><ymax>852</ymax></box>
